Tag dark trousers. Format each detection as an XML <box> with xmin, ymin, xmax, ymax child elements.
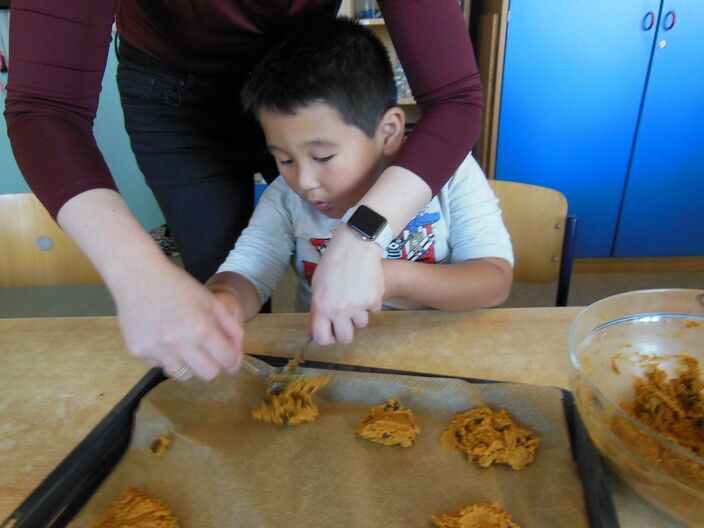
<box><xmin>116</xmin><ymin>38</ymin><xmax>277</xmax><ymax>284</ymax></box>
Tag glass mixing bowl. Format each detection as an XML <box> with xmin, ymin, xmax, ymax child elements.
<box><xmin>568</xmin><ymin>289</ymin><xmax>704</xmax><ymax>527</ymax></box>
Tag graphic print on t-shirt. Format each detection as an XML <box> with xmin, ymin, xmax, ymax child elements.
<box><xmin>385</xmin><ymin>210</ymin><xmax>439</xmax><ymax>263</ymax></box>
<box><xmin>302</xmin><ymin>210</ymin><xmax>439</xmax><ymax>285</ymax></box>
<box><xmin>303</xmin><ymin>237</ymin><xmax>330</xmax><ymax>285</ymax></box>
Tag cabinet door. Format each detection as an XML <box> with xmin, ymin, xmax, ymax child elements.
<box><xmin>613</xmin><ymin>1</ymin><xmax>704</xmax><ymax>257</ymax></box>
<box><xmin>495</xmin><ymin>0</ymin><xmax>661</xmax><ymax>257</ymax></box>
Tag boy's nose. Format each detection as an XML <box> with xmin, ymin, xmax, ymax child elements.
<box><xmin>296</xmin><ymin>166</ymin><xmax>319</xmax><ymax>191</ymax></box>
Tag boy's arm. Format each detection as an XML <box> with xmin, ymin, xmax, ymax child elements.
<box><xmin>382</xmin><ymin>258</ymin><xmax>513</xmax><ymax>311</ymax></box>
<box><xmin>211</xmin><ymin>177</ymin><xmax>297</xmax><ymax>319</ymax></box>
<box><xmin>206</xmin><ymin>272</ymin><xmax>264</xmax><ymax>324</ymax></box>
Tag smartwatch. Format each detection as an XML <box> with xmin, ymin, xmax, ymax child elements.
<box><xmin>340</xmin><ymin>205</ymin><xmax>393</xmax><ymax>251</ymax></box>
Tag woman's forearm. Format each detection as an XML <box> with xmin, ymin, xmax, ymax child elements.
<box><xmin>56</xmin><ymin>188</ymin><xmax>170</xmax><ymax>291</ymax></box>
<box><xmin>358</xmin><ymin>165</ymin><xmax>432</xmax><ymax>234</ymax></box>
<box><xmin>57</xmin><ymin>188</ymin><xmax>247</xmax><ymax>381</ymax></box>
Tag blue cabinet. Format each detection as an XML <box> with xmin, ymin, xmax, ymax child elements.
<box><xmin>495</xmin><ymin>0</ymin><xmax>703</xmax><ymax>257</ymax></box>
<box><xmin>613</xmin><ymin>1</ymin><xmax>704</xmax><ymax>256</ymax></box>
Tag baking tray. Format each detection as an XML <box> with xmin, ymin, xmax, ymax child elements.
<box><xmin>1</xmin><ymin>355</ymin><xmax>619</xmax><ymax>528</ymax></box>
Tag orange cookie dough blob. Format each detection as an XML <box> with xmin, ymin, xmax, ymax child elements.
<box><xmin>148</xmin><ymin>435</ymin><xmax>172</xmax><ymax>457</ymax></box>
<box><xmin>431</xmin><ymin>502</ymin><xmax>521</xmax><ymax>528</ymax></box>
<box><xmin>93</xmin><ymin>487</ymin><xmax>180</xmax><ymax>528</ymax></box>
<box><xmin>355</xmin><ymin>398</ymin><xmax>421</xmax><ymax>447</ymax></box>
<box><xmin>440</xmin><ymin>406</ymin><xmax>540</xmax><ymax>470</ymax></box>
<box><xmin>251</xmin><ymin>375</ymin><xmax>329</xmax><ymax>426</ymax></box>
<box><xmin>620</xmin><ymin>355</ymin><xmax>703</xmax><ymax>455</ymax></box>
<box><xmin>613</xmin><ymin>355</ymin><xmax>704</xmax><ymax>487</ymax></box>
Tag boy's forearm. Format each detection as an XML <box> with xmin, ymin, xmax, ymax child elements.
<box><xmin>383</xmin><ymin>259</ymin><xmax>513</xmax><ymax>311</ymax></box>
<box><xmin>205</xmin><ymin>272</ymin><xmax>263</xmax><ymax>322</ymax></box>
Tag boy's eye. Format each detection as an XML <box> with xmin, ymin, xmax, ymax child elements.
<box><xmin>314</xmin><ymin>155</ymin><xmax>335</xmax><ymax>163</ymax></box>
<box><xmin>278</xmin><ymin>159</ymin><xmax>293</xmax><ymax>166</ymax></box>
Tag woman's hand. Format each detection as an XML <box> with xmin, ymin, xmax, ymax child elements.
<box><xmin>115</xmin><ymin>264</ymin><xmax>245</xmax><ymax>382</ymax></box>
<box><xmin>57</xmin><ymin>189</ymin><xmax>244</xmax><ymax>381</ymax></box>
<box><xmin>309</xmin><ymin>227</ymin><xmax>385</xmax><ymax>345</ymax></box>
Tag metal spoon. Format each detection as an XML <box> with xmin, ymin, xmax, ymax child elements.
<box><xmin>239</xmin><ymin>355</ymin><xmax>274</xmax><ymax>388</ymax></box>
<box><xmin>240</xmin><ymin>336</ymin><xmax>313</xmax><ymax>394</ymax></box>
<box><xmin>268</xmin><ymin>336</ymin><xmax>313</xmax><ymax>394</ymax></box>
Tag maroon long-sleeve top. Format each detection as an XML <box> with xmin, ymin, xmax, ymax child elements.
<box><xmin>5</xmin><ymin>0</ymin><xmax>483</xmax><ymax>220</ymax></box>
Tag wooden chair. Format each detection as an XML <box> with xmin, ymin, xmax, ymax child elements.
<box><xmin>489</xmin><ymin>180</ymin><xmax>577</xmax><ymax>306</ymax></box>
<box><xmin>0</xmin><ymin>193</ymin><xmax>102</xmax><ymax>287</ymax></box>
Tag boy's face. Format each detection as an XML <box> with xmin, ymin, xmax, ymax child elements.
<box><xmin>259</xmin><ymin>103</ymin><xmax>398</xmax><ymax>219</ymax></box>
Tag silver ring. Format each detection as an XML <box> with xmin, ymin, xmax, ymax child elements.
<box><xmin>172</xmin><ymin>365</ymin><xmax>190</xmax><ymax>379</ymax></box>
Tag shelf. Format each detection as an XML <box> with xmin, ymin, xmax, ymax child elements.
<box><xmin>356</xmin><ymin>18</ymin><xmax>385</xmax><ymax>26</ymax></box>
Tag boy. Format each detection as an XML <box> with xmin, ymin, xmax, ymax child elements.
<box><xmin>206</xmin><ymin>16</ymin><xmax>513</xmax><ymax>329</ymax></box>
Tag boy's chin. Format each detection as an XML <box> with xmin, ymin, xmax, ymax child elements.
<box><xmin>322</xmin><ymin>209</ymin><xmax>345</xmax><ymax>220</ymax></box>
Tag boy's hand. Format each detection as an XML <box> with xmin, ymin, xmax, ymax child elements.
<box><xmin>309</xmin><ymin>227</ymin><xmax>384</xmax><ymax>345</ymax></box>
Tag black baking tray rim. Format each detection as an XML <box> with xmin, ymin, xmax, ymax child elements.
<box><xmin>2</xmin><ymin>355</ymin><xmax>620</xmax><ymax>528</ymax></box>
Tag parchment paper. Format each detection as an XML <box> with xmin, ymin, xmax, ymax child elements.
<box><xmin>69</xmin><ymin>358</ymin><xmax>590</xmax><ymax>527</ymax></box>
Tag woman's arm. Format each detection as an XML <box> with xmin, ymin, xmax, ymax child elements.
<box><xmin>309</xmin><ymin>0</ymin><xmax>482</xmax><ymax>344</ymax></box>
<box><xmin>5</xmin><ymin>2</ymin><xmax>244</xmax><ymax>381</ymax></box>
<box><xmin>5</xmin><ymin>1</ymin><xmax>118</xmax><ymax>217</ymax></box>
<box><xmin>381</xmin><ymin>0</ymin><xmax>483</xmax><ymax>196</ymax></box>
<box><xmin>58</xmin><ymin>190</ymin><xmax>245</xmax><ymax>381</ymax></box>
<box><xmin>383</xmin><ymin>258</ymin><xmax>513</xmax><ymax>311</ymax></box>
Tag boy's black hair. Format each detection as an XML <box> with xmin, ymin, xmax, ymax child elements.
<box><xmin>241</xmin><ymin>15</ymin><xmax>398</xmax><ymax>138</ymax></box>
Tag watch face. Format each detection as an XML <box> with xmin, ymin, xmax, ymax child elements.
<box><xmin>348</xmin><ymin>205</ymin><xmax>387</xmax><ymax>240</ymax></box>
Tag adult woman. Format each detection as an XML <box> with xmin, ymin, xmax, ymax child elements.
<box><xmin>5</xmin><ymin>0</ymin><xmax>482</xmax><ymax>381</ymax></box>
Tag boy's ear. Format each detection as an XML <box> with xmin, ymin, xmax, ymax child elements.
<box><xmin>378</xmin><ymin>106</ymin><xmax>406</xmax><ymax>155</ymax></box>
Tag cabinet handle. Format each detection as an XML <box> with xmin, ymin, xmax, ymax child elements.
<box><xmin>643</xmin><ymin>11</ymin><xmax>656</xmax><ymax>31</ymax></box>
<box><xmin>663</xmin><ymin>10</ymin><xmax>676</xmax><ymax>30</ymax></box>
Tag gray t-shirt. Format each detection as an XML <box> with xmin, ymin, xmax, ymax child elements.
<box><xmin>217</xmin><ymin>153</ymin><xmax>514</xmax><ymax>312</ymax></box>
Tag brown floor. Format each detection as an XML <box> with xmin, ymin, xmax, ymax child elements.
<box><xmin>1</xmin><ymin>263</ymin><xmax>701</xmax><ymax>318</ymax></box>
<box><xmin>271</xmin><ymin>266</ymin><xmax>704</xmax><ymax>313</ymax></box>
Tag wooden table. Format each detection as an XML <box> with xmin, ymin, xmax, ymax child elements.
<box><xmin>0</xmin><ymin>309</ymin><xmax>685</xmax><ymax>527</ymax></box>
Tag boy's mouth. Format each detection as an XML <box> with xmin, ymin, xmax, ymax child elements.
<box><xmin>311</xmin><ymin>201</ymin><xmax>332</xmax><ymax>213</ymax></box>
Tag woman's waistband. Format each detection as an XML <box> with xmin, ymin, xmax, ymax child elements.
<box><xmin>117</xmin><ymin>37</ymin><xmax>251</xmax><ymax>82</ymax></box>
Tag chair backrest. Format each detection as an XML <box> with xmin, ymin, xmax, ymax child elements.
<box><xmin>0</xmin><ymin>193</ymin><xmax>102</xmax><ymax>287</ymax></box>
<box><xmin>489</xmin><ymin>180</ymin><xmax>577</xmax><ymax>306</ymax></box>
